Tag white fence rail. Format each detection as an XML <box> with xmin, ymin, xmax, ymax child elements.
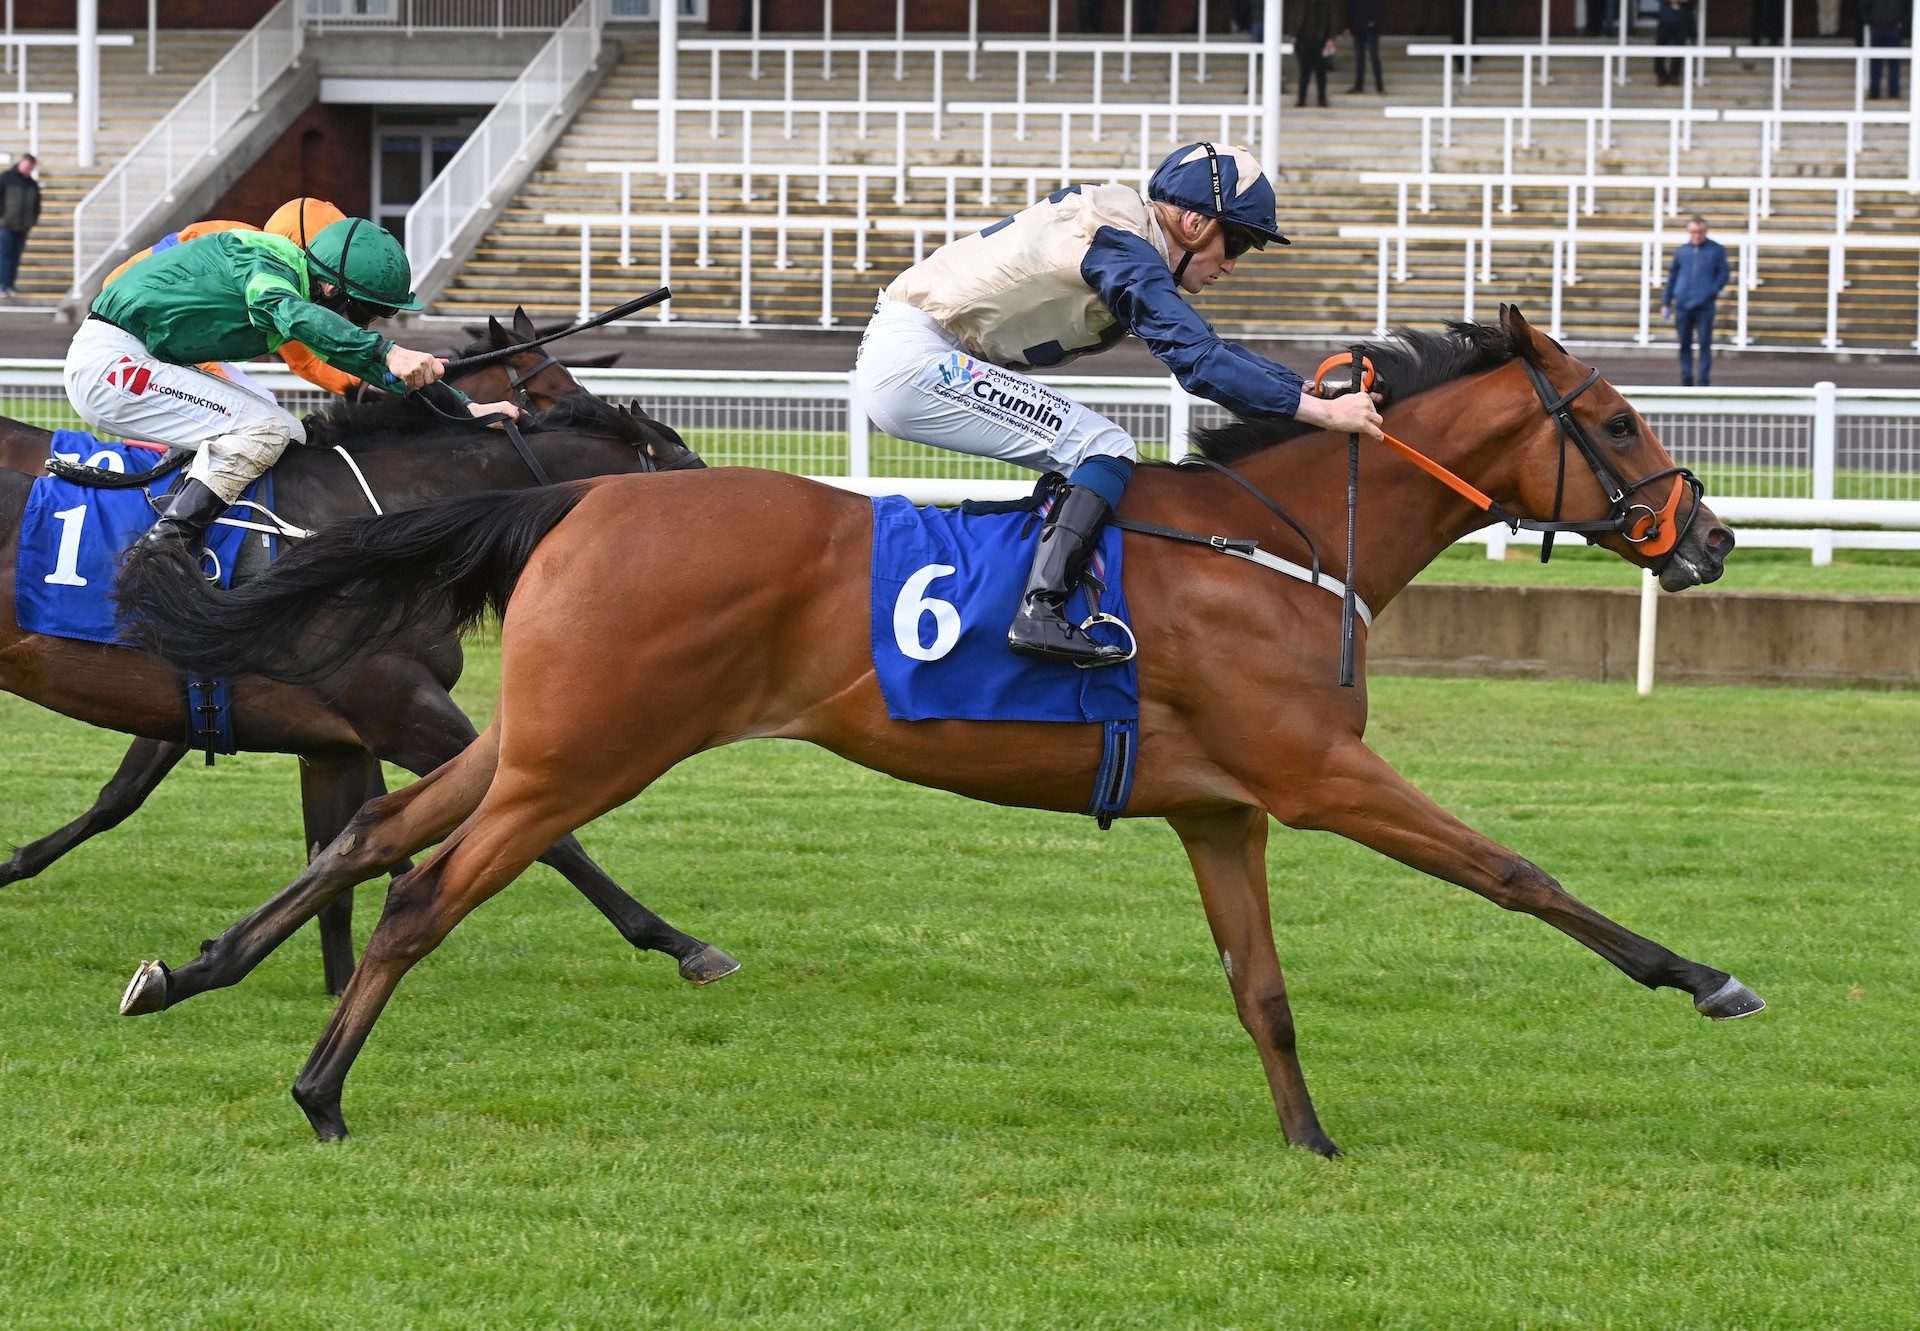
<box><xmin>68</xmin><ymin>0</ymin><xmax>304</xmax><ymax>301</ymax></box>
<box><xmin>3</xmin><ymin>362</ymin><xmax>1915</xmax><ymax>566</ymax></box>
<box><xmin>404</xmin><ymin>0</ymin><xmax>607</xmax><ymax>291</ymax></box>
<box><xmin>301</xmin><ymin>0</ymin><xmax>580</xmax><ymax>33</ymax></box>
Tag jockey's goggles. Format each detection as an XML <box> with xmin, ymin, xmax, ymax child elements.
<box><xmin>1222</xmin><ymin>223</ymin><xmax>1266</xmax><ymax>261</ymax></box>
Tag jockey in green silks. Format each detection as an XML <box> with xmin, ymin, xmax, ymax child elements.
<box><xmin>65</xmin><ymin>217</ymin><xmax>519</xmax><ymax>546</ymax></box>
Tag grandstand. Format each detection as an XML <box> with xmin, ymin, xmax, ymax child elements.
<box><xmin>5</xmin><ymin>2</ymin><xmax>1914</xmax><ymax>354</ymax></box>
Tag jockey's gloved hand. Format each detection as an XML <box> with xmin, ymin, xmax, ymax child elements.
<box><xmin>386</xmin><ymin>344</ymin><xmax>446</xmax><ymax>389</ymax></box>
<box><xmin>466</xmin><ymin>400</ymin><xmax>521</xmax><ymax>423</ymax></box>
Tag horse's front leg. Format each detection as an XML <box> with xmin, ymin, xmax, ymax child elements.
<box><xmin>1171</xmin><ymin>807</ymin><xmax>1340</xmax><ymax>1158</ymax></box>
<box><xmin>0</xmin><ymin>738</ymin><xmax>188</xmax><ymax>887</ymax></box>
<box><xmin>1266</xmin><ymin>739</ymin><xmax>1763</xmax><ymax>1019</ymax></box>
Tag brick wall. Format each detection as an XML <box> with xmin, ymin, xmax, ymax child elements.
<box><xmin>13</xmin><ymin>0</ymin><xmax>274</xmax><ymax>27</ymax></box>
<box><xmin>208</xmin><ymin>101</ymin><xmax>374</xmax><ymax>224</ymax></box>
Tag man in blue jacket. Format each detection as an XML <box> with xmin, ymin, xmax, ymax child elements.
<box><xmin>1661</xmin><ymin>215</ymin><xmax>1730</xmax><ymax>387</ymax></box>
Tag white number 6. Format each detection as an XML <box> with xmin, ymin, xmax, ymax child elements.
<box><xmin>892</xmin><ymin>562</ymin><xmax>962</xmax><ymax>661</ymax></box>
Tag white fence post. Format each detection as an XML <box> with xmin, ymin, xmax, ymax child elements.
<box><xmin>1811</xmin><ymin>379</ymin><xmax>1837</xmax><ymax>566</ymax></box>
<box><xmin>1636</xmin><ymin>570</ymin><xmax>1658</xmax><ymax>696</ymax></box>
<box><xmin>847</xmin><ymin>371</ymin><xmax>871</xmax><ymax>477</ymax></box>
<box><xmin>1168</xmin><ymin>384</ymin><xmax>1192</xmax><ymax>461</ymax></box>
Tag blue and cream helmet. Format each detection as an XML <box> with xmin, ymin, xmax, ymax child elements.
<box><xmin>1147</xmin><ymin>142</ymin><xmax>1289</xmax><ymax>248</ymax></box>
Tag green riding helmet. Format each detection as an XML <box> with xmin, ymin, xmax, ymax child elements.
<box><xmin>304</xmin><ymin>217</ymin><xmax>425</xmax><ymax>313</ymax></box>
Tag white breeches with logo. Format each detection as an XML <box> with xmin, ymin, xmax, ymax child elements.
<box><xmin>853</xmin><ymin>297</ymin><xmax>1137</xmax><ymax>473</ymax></box>
<box><xmin>63</xmin><ymin>318</ymin><xmax>305</xmax><ymax>504</ymax></box>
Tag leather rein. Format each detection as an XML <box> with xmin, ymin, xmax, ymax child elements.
<box><xmin>1113</xmin><ymin>355</ymin><xmax>1706</xmax><ymax>623</ymax></box>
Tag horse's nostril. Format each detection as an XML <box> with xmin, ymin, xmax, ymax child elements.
<box><xmin>1705</xmin><ymin>525</ymin><xmax>1735</xmax><ymax>557</ymax></box>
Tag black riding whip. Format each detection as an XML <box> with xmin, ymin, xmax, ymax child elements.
<box><xmin>1340</xmin><ymin>344</ymin><xmax>1362</xmax><ymax>689</ymax></box>
<box><xmin>439</xmin><ymin>287</ymin><xmax>672</xmax><ymax>376</ymax></box>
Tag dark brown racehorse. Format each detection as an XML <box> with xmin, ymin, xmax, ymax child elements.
<box><xmin>123</xmin><ymin>307</ymin><xmax>1762</xmax><ymax>1150</ymax></box>
<box><xmin>1</xmin><ymin>348</ymin><xmax>736</xmax><ymax>998</ymax></box>
<box><xmin>0</xmin><ymin>308</ymin><xmax>590</xmax><ymax>903</ymax></box>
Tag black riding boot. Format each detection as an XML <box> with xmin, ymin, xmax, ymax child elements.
<box><xmin>141</xmin><ymin>477</ymin><xmax>226</xmax><ymax>548</ymax></box>
<box><xmin>1007</xmin><ymin>483</ymin><xmax>1130</xmax><ymax>667</ymax></box>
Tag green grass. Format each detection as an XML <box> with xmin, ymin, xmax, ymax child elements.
<box><xmin>0</xmin><ymin>649</ymin><xmax>1915</xmax><ymax>1328</ymax></box>
<box><xmin>1416</xmin><ymin>543</ymin><xmax>1920</xmax><ymax>596</ymax></box>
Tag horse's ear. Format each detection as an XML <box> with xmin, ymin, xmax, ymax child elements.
<box><xmin>487</xmin><ymin>316</ymin><xmax>511</xmax><ymax>350</ymax></box>
<box><xmin>1499</xmin><ymin>302</ymin><xmax>1554</xmax><ymax>366</ymax></box>
<box><xmin>512</xmin><ymin>306</ymin><xmax>537</xmax><ymax>339</ymax></box>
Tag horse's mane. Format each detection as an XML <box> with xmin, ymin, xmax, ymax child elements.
<box><xmin>1189</xmin><ymin>321</ymin><xmax>1522</xmax><ymax>465</ymax></box>
<box><xmin>301</xmin><ymin>383</ymin><xmax>672</xmax><ymax>453</ymax></box>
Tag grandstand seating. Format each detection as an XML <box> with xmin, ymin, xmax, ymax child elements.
<box><xmin>435</xmin><ymin>33</ymin><xmax>1920</xmax><ymax>352</ymax></box>
<box><xmin>0</xmin><ymin>32</ymin><xmax>236</xmax><ymax>310</ymax></box>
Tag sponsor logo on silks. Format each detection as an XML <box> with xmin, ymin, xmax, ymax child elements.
<box><xmin>105</xmin><ymin>356</ymin><xmax>153</xmax><ymax>396</ymax></box>
<box><xmin>937</xmin><ymin>351</ymin><xmax>989</xmax><ymax>389</ymax></box>
<box><xmin>968</xmin><ymin>372</ymin><xmax>1065</xmax><ymax>433</ymax></box>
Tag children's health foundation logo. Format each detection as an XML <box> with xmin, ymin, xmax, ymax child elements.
<box><xmin>937</xmin><ymin>352</ymin><xmax>989</xmax><ymax>388</ymax></box>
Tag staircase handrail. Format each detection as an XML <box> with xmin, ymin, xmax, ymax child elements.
<box><xmin>68</xmin><ymin>0</ymin><xmax>305</xmax><ymax>301</ymax></box>
<box><xmin>403</xmin><ymin>0</ymin><xmax>606</xmax><ymax>299</ymax></box>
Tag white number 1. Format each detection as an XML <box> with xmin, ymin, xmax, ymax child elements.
<box><xmin>44</xmin><ymin>505</ymin><xmax>90</xmax><ymax>587</ymax></box>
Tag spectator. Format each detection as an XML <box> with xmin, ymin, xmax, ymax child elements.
<box><xmin>1751</xmin><ymin>0</ymin><xmax>1786</xmax><ymax>45</ymax></box>
<box><xmin>1654</xmin><ymin>0</ymin><xmax>1696</xmax><ymax>87</ymax></box>
<box><xmin>0</xmin><ymin>153</ymin><xmax>39</xmax><ymax>300</ymax></box>
<box><xmin>1662</xmin><ymin>216</ymin><xmax>1730</xmax><ymax>387</ymax></box>
<box><xmin>1294</xmin><ymin>0</ymin><xmax>1337</xmax><ymax>107</ymax></box>
<box><xmin>1862</xmin><ymin>0</ymin><xmax>1907</xmax><ymax>100</ymax></box>
<box><xmin>1347</xmin><ymin>0</ymin><xmax>1386</xmax><ymax>94</ymax></box>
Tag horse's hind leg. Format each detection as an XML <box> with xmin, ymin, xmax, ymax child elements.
<box><xmin>1171</xmin><ymin>807</ymin><xmax>1340</xmax><ymax>1158</ymax></box>
<box><xmin>351</xmin><ymin>665</ymin><xmax>735</xmax><ymax>983</ymax></box>
<box><xmin>301</xmin><ymin>754</ymin><xmax>382</xmax><ymax>996</ymax></box>
<box><xmin>291</xmin><ymin>766</ymin><xmax>623</xmax><ymax>1141</ymax></box>
<box><xmin>1270</xmin><ymin>739</ymin><xmax>1763</xmax><ymax>1020</ymax></box>
<box><xmin>119</xmin><ymin>731</ymin><xmax>501</xmax><ymax>1016</ymax></box>
<box><xmin>0</xmin><ymin>739</ymin><xmax>188</xmax><ymax>888</ymax></box>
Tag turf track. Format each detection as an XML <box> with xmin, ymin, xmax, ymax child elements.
<box><xmin>0</xmin><ymin>646</ymin><xmax>1915</xmax><ymax>1329</ymax></box>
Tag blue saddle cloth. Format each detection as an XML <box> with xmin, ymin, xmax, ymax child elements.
<box><xmin>15</xmin><ymin>431</ymin><xmax>272</xmax><ymax>647</ymax></box>
<box><xmin>869</xmin><ymin>493</ymin><xmax>1137</xmax><ymax>724</ymax></box>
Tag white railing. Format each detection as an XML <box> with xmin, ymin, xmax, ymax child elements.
<box><xmin>69</xmin><ymin>0</ymin><xmax>304</xmax><ymax>301</ymax></box>
<box><xmin>4</xmin><ymin>360</ymin><xmax>1914</xmax><ymax>566</ymax></box>
<box><xmin>301</xmin><ymin>0</ymin><xmax>579</xmax><ymax>33</ymax></box>
<box><xmin>1338</xmin><ymin>221</ymin><xmax>1920</xmax><ymax>353</ymax></box>
<box><xmin>405</xmin><ymin>0</ymin><xmax>606</xmax><ymax>292</ymax></box>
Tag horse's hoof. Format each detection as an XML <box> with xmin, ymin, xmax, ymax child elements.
<box><xmin>120</xmin><ymin>959</ymin><xmax>171</xmax><ymax>1016</ymax></box>
<box><xmin>292</xmin><ymin>1084</ymin><xmax>349</xmax><ymax>1142</ymax></box>
<box><xmin>1294</xmin><ymin>1134</ymin><xmax>1342</xmax><ymax>1160</ymax></box>
<box><xmin>679</xmin><ymin>944</ymin><xmax>741</xmax><ymax>986</ymax></box>
<box><xmin>1695</xmin><ymin>975</ymin><xmax>1766</xmax><ymax>1020</ymax></box>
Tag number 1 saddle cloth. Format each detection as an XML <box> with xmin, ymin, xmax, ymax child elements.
<box><xmin>16</xmin><ymin>430</ymin><xmax>274</xmax><ymax>646</ymax></box>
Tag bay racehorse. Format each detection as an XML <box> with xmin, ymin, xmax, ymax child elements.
<box><xmin>0</xmin><ymin>308</ymin><xmax>593</xmax><ymax>900</ymax></box>
<box><xmin>122</xmin><ymin>306</ymin><xmax>1763</xmax><ymax>1150</ymax></box>
<box><xmin>1</xmin><ymin>368</ymin><xmax>736</xmax><ymax>998</ymax></box>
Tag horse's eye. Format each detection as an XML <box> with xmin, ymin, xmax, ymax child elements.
<box><xmin>1607</xmin><ymin>415</ymin><xmax>1635</xmax><ymax>441</ymax></box>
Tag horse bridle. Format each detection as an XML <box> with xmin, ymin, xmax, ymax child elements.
<box><xmin>1512</xmin><ymin>360</ymin><xmax>1703</xmax><ymax>565</ymax></box>
<box><xmin>1311</xmin><ymin>353</ymin><xmax>1705</xmax><ymax>568</ymax></box>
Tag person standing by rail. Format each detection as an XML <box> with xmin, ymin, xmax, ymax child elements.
<box><xmin>1661</xmin><ymin>215</ymin><xmax>1730</xmax><ymax>388</ymax></box>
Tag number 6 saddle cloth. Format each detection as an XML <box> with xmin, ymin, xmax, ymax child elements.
<box><xmin>869</xmin><ymin>483</ymin><xmax>1137</xmax><ymax>725</ymax></box>
<box><xmin>16</xmin><ymin>430</ymin><xmax>274</xmax><ymax>646</ymax></box>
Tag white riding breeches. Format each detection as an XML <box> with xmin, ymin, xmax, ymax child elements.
<box><xmin>853</xmin><ymin>297</ymin><xmax>1137</xmax><ymax>474</ymax></box>
<box><xmin>64</xmin><ymin>318</ymin><xmax>304</xmax><ymax>504</ymax></box>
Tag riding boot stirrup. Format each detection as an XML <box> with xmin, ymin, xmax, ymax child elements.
<box><xmin>1007</xmin><ymin>483</ymin><xmax>1131</xmax><ymax>668</ymax></box>
<box><xmin>141</xmin><ymin>477</ymin><xmax>227</xmax><ymax>550</ymax></box>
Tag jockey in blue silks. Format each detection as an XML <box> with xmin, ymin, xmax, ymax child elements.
<box><xmin>854</xmin><ymin>142</ymin><xmax>1384</xmax><ymax>667</ymax></box>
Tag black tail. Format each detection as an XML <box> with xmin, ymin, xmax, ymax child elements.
<box><xmin>116</xmin><ymin>482</ymin><xmax>594</xmax><ymax>685</ymax></box>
